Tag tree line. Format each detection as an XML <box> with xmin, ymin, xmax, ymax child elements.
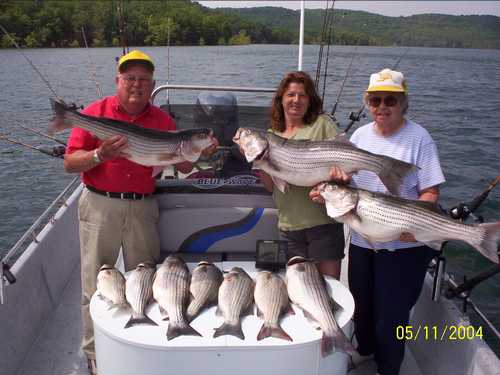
<box><xmin>1</xmin><ymin>1</ymin><xmax>499</xmax><ymax>49</ymax></box>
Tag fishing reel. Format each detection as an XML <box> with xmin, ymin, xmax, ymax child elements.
<box><xmin>449</xmin><ymin>203</ymin><xmax>483</xmax><ymax>223</ymax></box>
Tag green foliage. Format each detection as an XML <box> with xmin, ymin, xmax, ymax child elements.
<box><xmin>0</xmin><ymin>1</ymin><xmax>498</xmax><ymax>49</ymax></box>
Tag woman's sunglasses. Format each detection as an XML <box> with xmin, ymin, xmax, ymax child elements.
<box><xmin>368</xmin><ymin>95</ymin><xmax>399</xmax><ymax>107</ymax></box>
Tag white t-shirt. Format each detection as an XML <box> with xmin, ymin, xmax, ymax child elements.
<box><xmin>349</xmin><ymin>119</ymin><xmax>445</xmax><ymax>250</ymax></box>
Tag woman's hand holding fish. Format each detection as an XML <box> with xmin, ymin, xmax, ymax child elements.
<box><xmin>200</xmin><ymin>137</ymin><xmax>219</xmax><ymax>157</ymax></box>
<box><xmin>328</xmin><ymin>166</ymin><xmax>351</xmax><ymax>185</ymax></box>
<box><xmin>309</xmin><ymin>185</ymin><xmax>325</xmax><ymax>204</ymax></box>
<box><xmin>98</xmin><ymin>135</ymin><xmax>128</xmax><ymax>162</ymax></box>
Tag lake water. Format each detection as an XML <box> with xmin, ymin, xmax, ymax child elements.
<box><xmin>0</xmin><ymin>45</ymin><xmax>499</xmax><ymax>353</ymax></box>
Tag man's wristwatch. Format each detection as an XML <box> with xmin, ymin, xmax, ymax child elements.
<box><xmin>92</xmin><ymin>149</ymin><xmax>102</xmax><ymax>164</ymax></box>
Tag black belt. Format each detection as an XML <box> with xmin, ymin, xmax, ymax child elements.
<box><xmin>86</xmin><ymin>185</ymin><xmax>152</xmax><ymax>200</ymax></box>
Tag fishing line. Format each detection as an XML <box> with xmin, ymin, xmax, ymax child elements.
<box><xmin>0</xmin><ymin>24</ymin><xmax>61</xmax><ymax>101</ymax></box>
<box><xmin>81</xmin><ymin>26</ymin><xmax>103</xmax><ymax>98</ymax></box>
<box><xmin>15</xmin><ymin>122</ymin><xmax>67</xmax><ymax>146</ymax></box>
<box><xmin>320</xmin><ymin>0</ymin><xmax>336</xmax><ymax>105</ymax></box>
<box><xmin>331</xmin><ymin>46</ymin><xmax>357</xmax><ymax>118</ymax></box>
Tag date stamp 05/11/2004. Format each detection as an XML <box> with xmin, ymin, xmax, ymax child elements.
<box><xmin>396</xmin><ymin>325</ymin><xmax>484</xmax><ymax>341</ymax></box>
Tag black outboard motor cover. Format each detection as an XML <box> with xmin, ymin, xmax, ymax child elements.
<box><xmin>194</xmin><ymin>92</ymin><xmax>238</xmax><ymax>146</ymax></box>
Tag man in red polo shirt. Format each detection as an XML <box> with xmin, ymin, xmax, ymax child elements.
<box><xmin>64</xmin><ymin>50</ymin><xmax>200</xmax><ymax>374</ymax></box>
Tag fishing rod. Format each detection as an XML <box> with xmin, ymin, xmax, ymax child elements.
<box><xmin>342</xmin><ymin>47</ymin><xmax>411</xmax><ymax>134</ymax></box>
<box><xmin>0</xmin><ymin>134</ymin><xmax>65</xmax><ymax>159</ymax></box>
<box><xmin>81</xmin><ymin>26</ymin><xmax>103</xmax><ymax>98</ymax></box>
<box><xmin>331</xmin><ymin>46</ymin><xmax>357</xmax><ymax>119</ymax></box>
<box><xmin>0</xmin><ymin>25</ymin><xmax>62</xmax><ymax>101</ymax></box>
<box><xmin>320</xmin><ymin>0</ymin><xmax>336</xmax><ymax>106</ymax></box>
<box><xmin>117</xmin><ymin>0</ymin><xmax>129</xmax><ymax>56</ymax></box>
<box><xmin>315</xmin><ymin>0</ymin><xmax>335</xmax><ymax>92</ymax></box>
<box><xmin>449</xmin><ymin>176</ymin><xmax>500</xmax><ymax>222</ymax></box>
<box><xmin>15</xmin><ymin>122</ymin><xmax>66</xmax><ymax>146</ymax></box>
<box><xmin>443</xmin><ymin>176</ymin><xmax>500</xmax><ymax>299</ymax></box>
<box><xmin>165</xmin><ymin>17</ymin><xmax>172</xmax><ymax>112</ymax></box>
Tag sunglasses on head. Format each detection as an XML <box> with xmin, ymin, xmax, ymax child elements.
<box><xmin>368</xmin><ymin>95</ymin><xmax>399</xmax><ymax>108</ymax></box>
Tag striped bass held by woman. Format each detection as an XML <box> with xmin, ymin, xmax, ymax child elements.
<box><xmin>233</xmin><ymin>127</ymin><xmax>417</xmax><ymax>195</ymax></box>
<box><xmin>50</xmin><ymin>98</ymin><xmax>217</xmax><ymax>167</ymax></box>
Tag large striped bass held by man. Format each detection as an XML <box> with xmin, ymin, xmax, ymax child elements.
<box><xmin>318</xmin><ymin>183</ymin><xmax>500</xmax><ymax>264</ymax></box>
<box><xmin>49</xmin><ymin>98</ymin><xmax>217</xmax><ymax>166</ymax></box>
<box><xmin>124</xmin><ymin>262</ymin><xmax>157</xmax><ymax>329</ymax></box>
<box><xmin>285</xmin><ymin>256</ymin><xmax>356</xmax><ymax>356</ymax></box>
<box><xmin>232</xmin><ymin>127</ymin><xmax>416</xmax><ymax>195</ymax></box>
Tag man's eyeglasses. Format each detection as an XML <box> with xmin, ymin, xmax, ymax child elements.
<box><xmin>120</xmin><ymin>74</ymin><xmax>153</xmax><ymax>85</ymax></box>
<box><xmin>368</xmin><ymin>95</ymin><xmax>399</xmax><ymax>108</ymax></box>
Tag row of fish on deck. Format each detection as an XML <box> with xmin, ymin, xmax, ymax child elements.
<box><xmin>97</xmin><ymin>255</ymin><xmax>355</xmax><ymax>357</ymax></box>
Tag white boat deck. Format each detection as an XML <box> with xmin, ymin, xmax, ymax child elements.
<box><xmin>16</xmin><ymin>257</ymin><xmax>423</xmax><ymax>375</ymax></box>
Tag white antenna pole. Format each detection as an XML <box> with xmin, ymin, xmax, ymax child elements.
<box><xmin>298</xmin><ymin>0</ymin><xmax>305</xmax><ymax>71</ymax></box>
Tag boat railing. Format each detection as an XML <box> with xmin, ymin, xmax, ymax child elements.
<box><xmin>0</xmin><ymin>176</ymin><xmax>81</xmax><ymax>303</ymax></box>
<box><xmin>151</xmin><ymin>83</ymin><xmax>276</xmax><ymax>105</ymax></box>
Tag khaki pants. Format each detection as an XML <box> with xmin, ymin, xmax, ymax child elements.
<box><xmin>79</xmin><ymin>188</ymin><xmax>160</xmax><ymax>359</ymax></box>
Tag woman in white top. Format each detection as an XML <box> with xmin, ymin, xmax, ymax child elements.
<box><xmin>313</xmin><ymin>68</ymin><xmax>445</xmax><ymax>375</ymax></box>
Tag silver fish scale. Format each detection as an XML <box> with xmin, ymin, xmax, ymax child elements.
<box><xmin>97</xmin><ymin>268</ymin><xmax>126</xmax><ymax>304</ymax></box>
<box><xmin>255</xmin><ymin>274</ymin><xmax>286</xmax><ymax>325</ymax></box>
<box><xmin>220</xmin><ymin>271</ymin><xmax>253</xmax><ymax>323</ymax></box>
<box><xmin>290</xmin><ymin>263</ymin><xmax>338</xmax><ymax>335</ymax></box>
<box><xmin>188</xmin><ymin>265</ymin><xmax>222</xmax><ymax>318</ymax></box>
<box><xmin>65</xmin><ymin>112</ymin><xmax>190</xmax><ymax>164</ymax></box>
<box><xmin>268</xmin><ymin>137</ymin><xmax>384</xmax><ymax>174</ymax></box>
<box><xmin>358</xmin><ymin>191</ymin><xmax>482</xmax><ymax>240</ymax></box>
<box><xmin>158</xmin><ymin>264</ymin><xmax>190</xmax><ymax>324</ymax></box>
<box><xmin>126</xmin><ymin>266</ymin><xmax>155</xmax><ymax>318</ymax></box>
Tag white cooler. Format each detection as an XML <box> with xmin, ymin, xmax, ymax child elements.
<box><xmin>90</xmin><ymin>261</ymin><xmax>354</xmax><ymax>375</ymax></box>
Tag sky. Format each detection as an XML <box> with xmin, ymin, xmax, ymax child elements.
<box><xmin>198</xmin><ymin>1</ymin><xmax>500</xmax><ymax>17</ymax></box>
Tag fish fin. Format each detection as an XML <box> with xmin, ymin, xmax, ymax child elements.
<box><xmin>333</xmin><ymin>133</ymin><xmax>355</xmax><ymax>146</ymax></box>
<box><xmin>159</xmin><ymin>305</ymin><xmax>169</xmax><ymax>320</ymax></box>
<box><xmin>257</xmin><ymin>323</ymin><xmax>293</xmax><ymax>342</ymax></box>
<box><xmin>283</xmin><ymin>302</ymin><xmax>295</xmax><ymax>316</ymax></box>
<box><xmin>213</xmin><ymin>322</ymin><xmax>244</xmax><ymax>340</ymax></box>
<box><xmin>271</xmin><ymin>175</ymin><xmax>288</xmax><ymax>193</ymax></box>
<box><xmin>124</xmin><ymin>314</ymin><xmax>158</xmax><ymax>329</ymax></box>
<box><xmin>180</xmin><ymin>140</ymin><xmax>202</xmax><ymax>163</ymax></box>
<box><xmin>322</xmin><ymin>329</ymin><xmax>356</xmax><ymax>357</ymax></box>
<box><xmin>215</xmin><ymin>306</ymin><xmax>222</xmax><ymax>317</ymax></box>
<box><xmin>158</xmin><ymin>152</ymin><xmax>180</xmax><ymax>162</ymax></box>
<box><xmin>301</xmin><ymin>308</ymin><xmax>320</xmax><ymax>328</ymax></box>
<box><xmin>151</xmin><ymin>166</ymin><xmax>164</xmax><ymax>177</ymax></box>
<box><xmin>420</xmin><ymin>240</ymin><xmax>445</xmax><ymax>251</ymax></box>
<box><xmin>167</xmin><ymin>323</ymin><xmax>202</xmax><ymax>341</ymax></box>
<box><xmin>465</xmin><ymin>222</ymin><xmax>500</xmax><ymax>264</ymax></box>
<box><xmin>255</xmin><ymin>306</ymin><xmax>263</xmax><ymax>318</ymax></box>
<box><xmin>377</xmin><ymin>157</ymin><xmax>418</xmax><ymax>195</ymax></box>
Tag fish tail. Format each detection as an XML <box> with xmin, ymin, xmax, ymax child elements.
<box><xmin>322</xmin><ymin>329</ymin><xmax>356</xmax><ymax>357</ymax></box>
<box><xmin>467</xmin><ymin>222</ymin><xmax>500</xmax><ymax>263</ymax></box>
<box><xmin>213</xmin><ymin>321</ymin><xmax>244</xmax><ymax>340</ymax></box>
<box><xmin>257</xmin><ymin>323</ymin><xmax>293</xmax><ymax>342</ymax></box>
<box><xmin>167</xmin><ymin>322</ymin><xmax>202</xmax><ymax>340</ymax></box>
<box><xmin>48</xmin><ymin>98</ymin><xmax>71</xmax><ymax>135</ymax></box>
<box><xmin>124</xmin><ymin>313</ymin><xmax>158</xmax><ymax>329</ymax></box>
<box><xmin>378</xmin><ymin>158</ymin><xmax>417</xmax><ymax>195</ymax></box>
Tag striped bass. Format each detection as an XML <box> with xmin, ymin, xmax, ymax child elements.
<box><xmin>214</xmin><ymin>267</ymin><xmax>254</xmax><ymax>340</ymax></box>
<box><xmin>152</xmin><ymin>255</ymin><xmax>201</xmax><ymax>340</ymax></box>
<box><xmin>186</xmin><ymin>261</ymin><xmax>223</xmax><ymax>322</ymax></box>
<box><xmin>318</xmin><ymin>183</ymin><xmax>500</xmax><ymax>263</ymax></box>
<box><xmin>49</xmin><ymin>98</ymin><xmax>217</xmax><ymax>166</ymax></box>
<box><xmin>96</xmin><ymin>264</ymin><xmax>129</xmax><ymax>310</ymax></box>
<box><xmin>254</xmin><ymin>271</ymin><xmax>294</xmax><ymax>342</ymax></box>
<box><xmin>124</xmin><ymin>262</ymin><xmax>157</xmax><ymax>329</ymax></box>
<box><xmin>233</xmin><ymin>127</ymin><xmax>417</xmax><ymax>195</ymax></box>
<box><xmin>286</xmin><ymin>257</ymin><xmax>356</xmax><ymax>356</ymax></box>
